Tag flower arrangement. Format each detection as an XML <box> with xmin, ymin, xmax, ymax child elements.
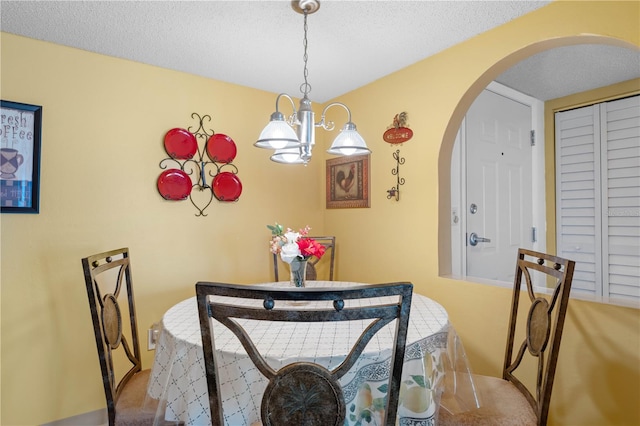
<box><xmin>268</xmin><ymin>222</ymin><xmax>326</xmax><ymax>264</ymax></box>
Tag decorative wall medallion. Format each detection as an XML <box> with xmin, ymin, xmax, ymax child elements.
<box><xmin>383</xmin><ymin>112</ymin><xmax>413</xmax><ymax>144</ymax></box>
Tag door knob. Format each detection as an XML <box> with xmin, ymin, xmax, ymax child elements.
<box><xmin>469</xmin><ymin>232</ymin><xmax>491</xmax><ymax>246</ymax></box>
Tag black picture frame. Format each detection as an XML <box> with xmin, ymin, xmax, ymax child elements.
<box><xmin>1</xmin><ymin>100</ymin><xmax>42</xmax><ymax>213</ymax></box>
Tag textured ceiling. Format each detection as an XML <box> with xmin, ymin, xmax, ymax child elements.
<box><xmin>497</xmin><ymin>44</ymin><xmax>640</xmax><ymax>101</ymax></box>
<box><xmin>1</xmin><ymin>0</ymin><xmax>638</xmax><ymax>102</ymax></box>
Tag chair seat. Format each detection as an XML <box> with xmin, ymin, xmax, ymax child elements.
<box><xmin>114</xmin><ymin>369</ymin><xmax>159</xmax><ymax>426</ymax></box>
<box><xmin>438</xmin><ymin>374</ymin><xmax>537</xmax><ymax>426</ymax></box>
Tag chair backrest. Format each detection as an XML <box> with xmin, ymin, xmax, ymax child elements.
<box><xmin>196</xmin><ymin>281</ymin><xmax>413</xmax><ymax>426</ymax></box>
<box><xmin>273</xmin><ymin>236</ymin><xmax>336</xmax><ymax>281</ymax></box>
<box><xmin>503</xmin><ymin>248</ymin><xmax>575</xmax><ymax>425</ymax></box>
<box><xmin>82</xmin><ymin>248</ymin><xmax>142</xmax><ymax>426</ymax></box>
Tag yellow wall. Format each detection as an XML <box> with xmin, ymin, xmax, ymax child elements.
<box><xmin>0</xmin><ymin>33</ymin><xmax>327</xmax><ymax>424</ymax></box>
<box><xmin>1</xmin><ymin>1</ymin><xmax>639</xmax><ymax>425</ymax></box>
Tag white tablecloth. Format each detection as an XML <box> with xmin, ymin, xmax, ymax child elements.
<box><xmin>147</xmin><ymin>281</ymin><xmax>449</xmax><ymax>426</ymax></box>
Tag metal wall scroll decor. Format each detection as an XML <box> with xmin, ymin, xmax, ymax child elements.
<box><xmin>383</xmin><ymin>112</ymin><xmax>410</xmax><ymax>201</ymax></box>
<box><xmin>386</xmin><ymin>149</ymin><xmax>405</xmax><ymax>201</ymax></box>
<box><xmin>158</xmin><ymin>113</ymin><xmax>241</xmax><ymax>217</ymax></box>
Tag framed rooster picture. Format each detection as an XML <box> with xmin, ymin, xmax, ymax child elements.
<box><xmin>326</xmin><ymin>154</ymin><xmax>370</xmax><ymax>209</ymax></box>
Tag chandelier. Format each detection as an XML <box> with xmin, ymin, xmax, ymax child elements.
<box><xmin>254</xmin><ymin>0</ymin><xmax>371</xmax><ymax>165</ymax></box>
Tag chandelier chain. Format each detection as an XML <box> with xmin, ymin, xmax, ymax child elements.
<box><xmin>300</xmin><ymin>9</ymin><xmax>311</xmax><ymax>96</ymax></box>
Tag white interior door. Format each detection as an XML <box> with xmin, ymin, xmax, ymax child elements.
<box><xmin>465</xmin><ymin>88</ymin><xmax>533</xmax><ymax>281</ymax></box>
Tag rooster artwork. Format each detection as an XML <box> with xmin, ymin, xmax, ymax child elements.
<box><xmin>326</xmin><ymin>154</ymin><xmax>370</xmax><ymax>209</ymax></box>
<box><xmin>383</xmin><ymin>111</ymin><xmax>413</xmax><ymax>144</ymax></box>
<box><xmin>393</xmin><ymin>112</ymin><xmax>408</xmax><ymax>129</ymax></box>
<box><xmin>336</xmin><ymin>163</ymin><xmax>356</xmax><ymax>193</ymax></box>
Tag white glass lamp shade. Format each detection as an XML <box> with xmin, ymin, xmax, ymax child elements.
<box><xmin>254</xmin><ymin>112</ymin><xmax>300</xmax><ymax>150</ymax></box>
<box><xmin>326</xmin><ymin>122</ymin><xmax>371</xmax><ymax>156</ymax></box>
<box><xmin>271</xmin><ymin>147</ymin><xmax>305</xmax><ymax>164</ymax></box>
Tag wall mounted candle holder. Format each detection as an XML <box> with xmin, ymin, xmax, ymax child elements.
<box><xmin>158</xmin><ymin>113</ymin><xmax>241</xmax><ymax>217</ymax></box>
<box><xmin>386</xmin><ymin>149</ymin><xmax>405</xmax><ymax>201</ymax></box>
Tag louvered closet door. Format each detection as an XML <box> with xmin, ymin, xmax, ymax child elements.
<box><xmin>556</xmin><ymin>104</ymin><xmax>602</xmax><ymax>297</ymax></box>
<box><xmin>601</xmin><ymin>96</ymin><xmax>640</xmax><ymax>302</ymax></box>
<box><xmin>556</xmin><ymin>95</ymin><xmax>640</xmax><ymax>304</ymax></box>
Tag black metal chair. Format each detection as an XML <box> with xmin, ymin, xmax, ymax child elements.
<box><xmin>82</xmin><ymin>248</ymin><xmax>162</xmax><ymax>425</ymax></box>
<box><xmin>273</xmin><ymin>236</ymin><xmax>336</xmax><ymax>281</ymax></box>
<box><xmin>196</xmin><ymin>281</ymin><xmax>413</xmax><ymax>426</ymax></box>
<box><xmin>439</xmin><ymin>248</ymin><xmax>575</xmax><ymax>426</ymax></box>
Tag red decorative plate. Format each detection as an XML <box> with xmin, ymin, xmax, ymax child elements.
<box><xmin>212</xmin><ymin>172</ymin><xmax>242</xmax><ymax>201</ymax></box>
<box><xmin>157</xmin><ymin>169</ymin><xmax>192</xmax><ymax>200</ymax></box>
<box><xmin>206</xmin><ymin>133</ymin><xmax>237</xmax><ymax>163</ymax></box>
<box><xmin>164</xmin><ymin>128</ymin><xmax>198</xmax><ymax>159</ymax></box>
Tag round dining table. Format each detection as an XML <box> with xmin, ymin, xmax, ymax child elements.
<box><xmin>146</xmin><ymin>281</ymin><xmax>449</xmax><ymax>426</ymax></box>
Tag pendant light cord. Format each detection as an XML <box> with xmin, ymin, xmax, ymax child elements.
<box><xmin>300</xmin><ymin>9</ymin><xmax>311</xmax><ymax>97</ymax></box>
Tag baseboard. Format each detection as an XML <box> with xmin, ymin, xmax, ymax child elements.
<box><xmin>41</xmin><ymin>409</ymin><xmax>107</xmax><ymax>426</ymax></box>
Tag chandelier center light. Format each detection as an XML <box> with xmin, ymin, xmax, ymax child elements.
<box><xmin>254</xmin><ymin>0</ymin><xmax>371</xmax><ymax>165</ymax></box>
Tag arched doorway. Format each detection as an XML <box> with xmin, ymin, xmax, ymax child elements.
<box><xmin>438</xmin><ymin>36</ymin><xmax>640</xmax><ymax>283</ymax></box>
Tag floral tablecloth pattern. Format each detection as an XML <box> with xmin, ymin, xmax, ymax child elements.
<box><xmin>147</xmin><ymin>281</ymin><xmax>449</xmax><ymax>426</ymax></box>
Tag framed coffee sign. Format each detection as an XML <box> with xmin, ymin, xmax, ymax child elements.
<box><xmin>1</xmin><ymin>100</ymin><xmax>42</xmax><ymax>213</ymax></box>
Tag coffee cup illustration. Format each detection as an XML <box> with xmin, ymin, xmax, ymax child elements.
<box><xmin>0</xmin><ymin>148</ymin><xmax>24</xmax><ymax>179</ymax></box>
